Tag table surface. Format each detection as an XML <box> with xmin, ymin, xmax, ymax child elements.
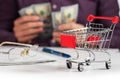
<box><xmin>0</xmin><ymin>47</ymin><xmax>120</xmax><ymax>80</ymax></box>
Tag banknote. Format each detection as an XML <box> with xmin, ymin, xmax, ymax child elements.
<box><xmin>33</xmin><ymin>3</ymin><xmax>52</xmax><ymax>26</ymax></box>
<box><xmin>52</xmin><ymin>11</ymin><xmax>62</xmax><ymax>30</ymax></box>
<box><xmin>19</xmin><ymin>7</ymin><xmax>26</xmax><ymax>16</ymax></box>
<box><xmin>19</xmin><ymin>3</ymin><xmax>52</xmax><ymax>26</ymax></box>
<box><xmin>24</xmin><ymin>6</ymin><xmax>35</xmax><ymax>16</ymax></box>
<box><xmin>61</xmin><ymin>4</ymin><xmax>78</xmax><ymax>24</ymax></box>
<box><xmin>19</xmin><ymin>6</ymin><xmax>35</xmax><ymax>16</ymax></box>
<box><xmin>32</xmin><ymin>3</ymin><xmax>52</xmax><ymax>39</ymax></box>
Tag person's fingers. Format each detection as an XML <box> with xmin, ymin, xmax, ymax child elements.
<box><xmin>13</xmin><ymin>16</ymin><xmax>44</xmax><ymax>43</ymax></box>
<box><xmin>15</xmin><ymin>27</ymin><xmax>43</xmax><ymax>37</ymax></box>
<box><xmin>52</xmin><ymin>32</ymin><xmax>61</xmax><ymax>42</ymax></box>
<box><xmin>14</xmin><ymin>15</ymin><xmax>40</xmax><ymax>25</ymax></box>
<box><xmin>53</xmin><ymin>32</ymin><xmax>61</xmax><ymax>38</ymax></box>
<box><xmin>17</xmin><ymin>34</ymin><xmax>38</xmax><ymax>43</ymax></box>
<box><xmin>58</xmin><ymin>22</ymin><xmax>84</xmax><ymax>31</ymax></box>
<box><xmin>14</xmin><ymin>21</ymin><xmax>44</xmax><ymax>32</ymax></box>
<box><xmin>53</xmin><ymin>37</ymin><xmax>60</xmax><ymax>42</ymax></box>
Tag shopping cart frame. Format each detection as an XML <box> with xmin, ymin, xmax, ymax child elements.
<box><xmin>60</xmin><ymin>15</ymin><xmax>119</xmax><ymax>72</ymax></box>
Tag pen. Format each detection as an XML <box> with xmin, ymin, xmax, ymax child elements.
<box><xmin>42</xmin><ymin>47</ymin><xmax>71</xmax><ymax>58</ymax></box>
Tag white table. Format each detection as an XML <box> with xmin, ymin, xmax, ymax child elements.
<box><xmin>0</xmin><ymin>47</ymin><xmax>120</xmax><ymax>80</ymax></box>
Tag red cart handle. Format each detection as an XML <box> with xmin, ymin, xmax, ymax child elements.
<box><xmin>87</xmin><ymin>14</ymin><xmax>119</xmax><ymax>24</ymax></box>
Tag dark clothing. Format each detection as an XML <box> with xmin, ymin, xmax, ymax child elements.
<box><xmin>0</xmin><ymin>0</ymin><xmax>120</xmax><ymax>48</ymax></box>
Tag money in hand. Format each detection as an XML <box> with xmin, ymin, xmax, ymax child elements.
<box><xmin>19</xmin><ymin>3</ymin><xmax>79</xmax><ymax>32</ymax></box>
<box><xmin>19</xmin><ymin>3</ymin><xmax>52</xmax><ymax>27</ymax></box>
<box><xmin>52</xmin><ymin>11</ymin><xmax>62</xmax><ymax>30</ymax></box>
<box><xmin>19</xmin><ymin>6</ymin><xmax>35</xmax><ymax>16</ymax></box>
<box><xmin>18</xmin><ymin>3</ymin><xmax>53</xmax><ymax>40</ymax></box>
<box><xmin>33</xmin><ymin>3</ymin><xmax>52</xmax><ymax>27</ymax></box>
<box><xmin>61</xmin><ymin>4</ymin><xmax>78</xmax><ymax>24</ymax></box>
<box><xmin>24</xmin><ymin>6</ymin><xmax>35</xmax><ymax>16</ymax></box>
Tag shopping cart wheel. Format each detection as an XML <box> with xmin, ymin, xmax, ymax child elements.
<box><xmin>78</xmin><ymin>63</ymin><xmax>84</xmax><ymax>72</ymax></box>
<box><xmin>66</xmin><ymin>60</ymin><xmax>72</xmax><ymax>69</ymax></box>
<box><xmin>85</xmin><ymin>59</ymin><xmax>91</xmax><ymax>66</ymax></box>
<box><xmin>105</xmin><ymin>61</ymin><xmax>111</xmax><ymax>69</ymax></box>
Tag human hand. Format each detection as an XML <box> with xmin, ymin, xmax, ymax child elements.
<box><xmin>14</xmin><ymin>15</ymin><xmax>44</xmax><ymax>43</ymax></box>
<box><xmin>52</xmin><ymin>22</ymin><xmax>84</xmax><ymax>42</ymax></box>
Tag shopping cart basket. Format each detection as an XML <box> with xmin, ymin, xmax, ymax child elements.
<box><xmin>60</xmin><ymin>15</ymin><xmax>119</xmax><ymax>72</ymax></box>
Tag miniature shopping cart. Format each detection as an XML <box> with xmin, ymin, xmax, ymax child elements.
<box><xmin>60</xmin><ymin>15</ymin><xmax>119</xmax><ymax>72</ymax></box>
